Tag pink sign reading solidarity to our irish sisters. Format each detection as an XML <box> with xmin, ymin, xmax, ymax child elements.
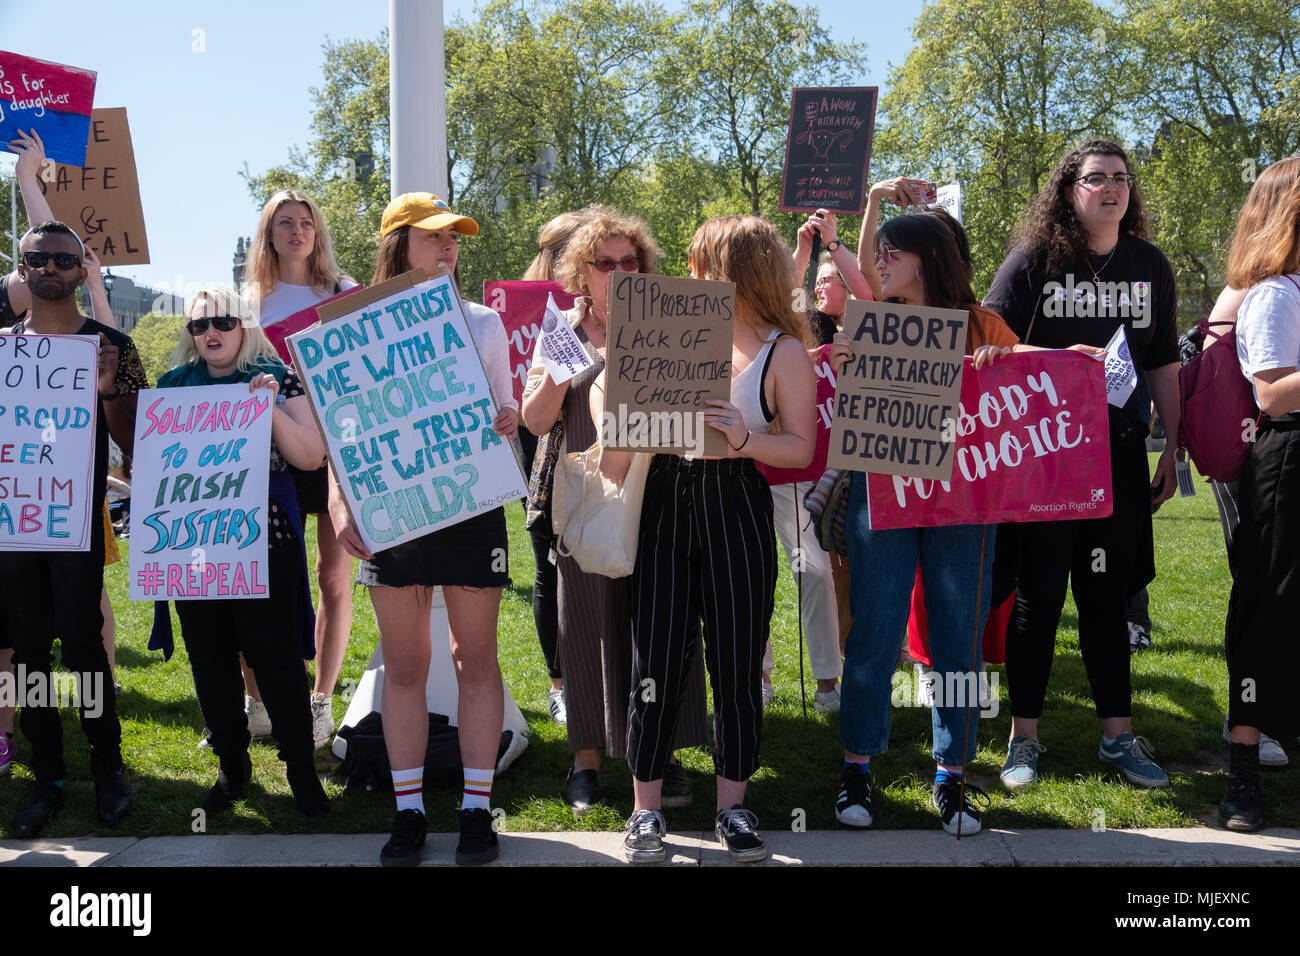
<box><xmin>866</xmin><ymin>350</ymin><xmax>1112</xmax><ymax>529</ymax></box>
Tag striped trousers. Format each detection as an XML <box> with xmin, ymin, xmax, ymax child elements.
<box><xmin>627</xmin><ymin>456</ymin><xmax>778</xmax><ymax>782</ymax></box>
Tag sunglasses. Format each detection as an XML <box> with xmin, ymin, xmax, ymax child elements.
<box><xmin>22</xmin><ymin>251</ymin><xmax>82</xmax><ymax>270</ymax></box>
<box><xmin>187</xmin><ymin>316</ymin><xmax>241</xmax><ymax>335</ymax></box>
<box><xmin>587</xmin><ymin>256</ymin><xmax>641</xmax><ymax>273</ymax></box>
<box><xmin>874</xmin><ymin>244</ymin><xmax>905</xmax><ymax>265</ymax></box>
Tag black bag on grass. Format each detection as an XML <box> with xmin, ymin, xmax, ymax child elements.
<box><xmin>335</xmin><ymin>711</ymin><xmax>513</xmax><ymax>796</ymax></box>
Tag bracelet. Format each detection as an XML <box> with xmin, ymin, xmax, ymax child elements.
<box><xmin>731</xmin><ymin>430</ymin><xmax>751</xmax><ymax>452</ymax></box>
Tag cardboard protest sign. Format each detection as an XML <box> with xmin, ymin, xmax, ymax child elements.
<box><xmin>39</xmin><ymin>108</ymin><xmax>149</xmax><ymax>265</ymax></box>
<box><xmin>867</xmin><ymin>351</ymin><xmax>1113</xmax><ymax>529</ymax></box>
<box><xmin>263</xmin><ymin>284</ymin><xmax>366</xmax><ymax>365</ymax></box>
<box><xmin>483</xmin><ymin>280</ymin><xmax>579</xmax><ymax>405</ymax></box>
<box><xmin>289</xmin><ymin>270</ymin><xmax>527</xmax><ymax>555</ymax></box>
<box><xmin>602</xmin><ymin>273</ymin><xmax>733</xmax><ymax>458</ymax></box>
<box><xmin>757</xmin><ymin>343</ymin><xmax>835</xmax><ymax>486</ymax></box>
<box><xmin>828</xmin><ymin>300</ymin><xmax>968</xmax><ymax>480</ymax></box>
<box><xmin>779</xmin><ymin>87</ymin><xmax>878</xmax><ymax>215</ymax></box>
<box><xmin>128</xmin><ymin>384</ymin><xmax>272</xmax><ymax>601</ymax></box>
<box><xmin>0</xmin><ymin>334</ymin><xmax>98</xmax><ymax>551</ymax></box>
<box><xmin>0</xmin><ymin>51</ymin><xmax>97</xmax><ymax>167</ymax></box>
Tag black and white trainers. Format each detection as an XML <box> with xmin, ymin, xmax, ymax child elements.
<box><xmin>715</xmin><ymin>805</ymin><xmax>768</xmax><ymax>862</ymax></box>
<box><xmin>931</xmin><ymin>776</ymin><xmax>989</xmax><ymax>836</ymax></box>
<box><xmin>835</xmin><ymin>763</ymin><xmax>874</xmax><ymax>828</ymax></box>
<box><xmin>623</xmin><ymin>808</ymin><xmax>667</xmax><ymax>863</ymax></box>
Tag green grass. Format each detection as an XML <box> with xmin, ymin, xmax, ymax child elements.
<box><xmin>2</xmin><ymin>455</ymin><xmax>1296</xmax><ymax>838</ymax></box>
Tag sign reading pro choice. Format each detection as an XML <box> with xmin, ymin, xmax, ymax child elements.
<box><xmin>289</xmin><ymin>272</ymin><xmax>527</xmax><ymax>555</ymax></box>
<box><xmin>0</xmin><ymin>334</ymin><xmax>97</xmax><ymax>551</ymax></box>
<box><xmin>829</xmin><ymin>301</ymin><xmax>969</xmax><ymax>481</ymax></box>
<box><xmin>602</xmin><ymin>273</ymin><xmax>734</xmax><ymax>458</ymax></box>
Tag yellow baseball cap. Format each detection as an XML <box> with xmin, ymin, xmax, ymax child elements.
<box><xmin>380</xmin><ymin>192</ymin><xmax>480</xmax><ymax>237</ymax></box>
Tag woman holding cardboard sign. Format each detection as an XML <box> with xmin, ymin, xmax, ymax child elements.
<box><xmin>243</xmin><ymin>188</ymin><xmax>359</xmax><ymax>751</ymax></box>
<box><xmin>828</xmin><ymin>213</ymin><xmax>1020</xmax><ymax>836</ymax></box>
<box><xmin>157</xmin><ymin>287</ymin><xmax>328</xmax><ymax>818</ymax></box>
<box><xmin>522</xmin><ymin>204</ymin><xmax>708</xmax><ymax>814</ymax></box>
<box><xmin>596</xmin><ymin>215</ymin><xmax>817</xmax><ymax>864</ymax></box>
<box><xmin>328</xmin><ymin>192</ymin><xmax>517</xmax><ymax>867</ymax></box>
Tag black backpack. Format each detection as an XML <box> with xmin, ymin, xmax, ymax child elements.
<box><xmin>335</xmin><ymin>711</ymin><xmax>514</xmax><ymax>795</ymax></box>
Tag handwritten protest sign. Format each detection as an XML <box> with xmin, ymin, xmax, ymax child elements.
<box><xmin>289</xmin><ymin>270</ymin><xmax>527</xmax><ymax>555</ymax></box>
<box><xmin>483</xmin><ymin>280</ymin><xmax>579</xmax><ymax>405</ymax></box>
<box><xmin>0</xmin><ymin>51</ymin><xmax>97</xmax><ymax>167</ymax></box>
<box><xmin>0</xmin><ymin>334</ymin><xmax>97</xmax><ymax>552</ymax></box>
<box><xmin>128</xmin><ymin>384</ymin><xmax>272</xmax><ymax>601</ymax></box>
<box><xmin>39</xmin><ymin>108</ymin><xmax>149</xmax><ymax>265</ymax></box>
<box><xmin>757</xmin><ymin>343</ymin><xmax>835</xmax><ymax>486</ymax></box>
<box><xmin>867</xmin><ymin>351</ymin><xmax>1112</xmax><ymax>529</ymax></box>
<box><xmin>828</xmin><ymin>300</ymin><xmax>968</xmax><ymax>480</ymax></box>
<box><xmin>779</xmin><ymin>87</ymin><xmax>878</xmax><ymax>215</ymax></box>
<box><xmin>602</xmin><ymin>273</ymin><xmax>733</xmax><ymax>458</ymax></box>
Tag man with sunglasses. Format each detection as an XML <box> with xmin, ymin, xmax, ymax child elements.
<box><xmin>1</xmin><ymin>220</ymin><xmax>148</xmax><ymax>837</ymax></box>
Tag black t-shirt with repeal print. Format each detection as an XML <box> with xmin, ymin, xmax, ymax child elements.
<box><xmin>984</xmin><ymin>234</ymin><xmax>1179</xmax><ymax>426</ymax></box>
<box><xmin>5</xmin><ymin>316</ymin><xmax>148</xmax><ymax>518</ymax></box>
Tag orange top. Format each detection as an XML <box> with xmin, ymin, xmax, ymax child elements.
<box><xmin>967</xmin><ymin>303</ymin><xmax>1019</xmax><ymax>354</ymax></box>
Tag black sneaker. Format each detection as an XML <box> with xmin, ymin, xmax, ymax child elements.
<box><xmin>456</xmin><ymin>807</ymin><xmax>499</xmax><ymax>865</ymax></box>
<box><xmin>1219</xmin><ymin>743</ymin><xmax>1263</xmax><ymax>832</ymax></box>
<box><xmin>380</xmin><ymin>809</ymin><xmax>426</xmax><ymax>867</ymax></box>
<box><xmin>13</xmin><ymin>781</ymin><xmax>64</xmax><ymax>838</ymax></box>
<box><xmin>714</xmin><ymin>805</ymin><xmax>768</xmax><ymax>863</ymax></box>
<box><xmin>834</xmin><ymin>763</ymin><xmax>874</xmax><ymax>828</ymax></box>
<box><xmin>94</xmin><ymin>769</ymin><xmax>134</xmax><ymax>826</ymax></box>
<box><xmin>661</xmin><ymin>760</ymin><xmax>693</xmax><ymax>808</ymax></box>
<box><xmin>931</xmin><ymin>776</ymin><xmax>989</xmax><ymax>836</ymax></box>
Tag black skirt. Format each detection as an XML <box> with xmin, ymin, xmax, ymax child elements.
<box><xmin>1224</xmin><ymin>418</ymin><xmax>1300</xmax><ymax>739</ymax></box>
<box><xmin>290</xmin><ymin>464</ymin><xmax>330</xmax><ymax>516</ymax></box>
<box><xmin>356</xmin><ymin>506</ymin><xmax>509</xmax><ymax>589</ymax></box>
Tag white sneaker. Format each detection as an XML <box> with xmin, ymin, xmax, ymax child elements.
<box><xmin>814</xmin><ymin>686</ymin><xmax>841</xmax><ymax>714</ymax></box>
<box><xmin>1222</xmin><ymin>716</ymin><xmax>1288</xmax><ymax>767</ymax></box>
<box><xmin>310</xmin><ymin>692</ymin><xmax>334</xmax><ymax>749</ymax></box>
<box><xmin>246</xmin><ymin>696</ymin><xmax>273</xmax><ymax>739</ymax></box>
<box><xmin>761</xmin><ymin>681</ymin><xmax>775</xmax><ymax>709</ymax></box>
<box><xmin>547</xmin><ymin>687</ymin><xmax>567</xmax><ymax>725</ymax></box>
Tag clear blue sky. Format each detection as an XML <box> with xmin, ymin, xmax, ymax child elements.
<box><xmin>4</xmin><ymin>0</ymin><xmax>924</xmax><ymax>296</ymax></box>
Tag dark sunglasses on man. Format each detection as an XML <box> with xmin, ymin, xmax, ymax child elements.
<box><xmin>21</xmin><ymin>251</ymin><xmax>83</xmax><ymax>271</ymax></box>
<box><xmin>187</xmin><ymin>316</ymin><xmax>241</xmax><ymax>335</ymax></box>
<box><xmin>587</xmin><ymin>256</ymin><xmax>641</xmax><ymax>273</ymax></box>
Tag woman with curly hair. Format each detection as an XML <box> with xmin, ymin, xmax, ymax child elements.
<box><xmin>984</xmin><ymin>139</ymin><xmax>1182</xmax><ymax>791</ymax></box>
<box><xmin>521</xmin><ymin>204</ymin><xmax>708</xmax><ymax>813</ymax></box>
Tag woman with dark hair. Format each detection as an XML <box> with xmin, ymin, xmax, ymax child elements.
<box><xmin>984</xmin><ymin>139</ymin><xmax>1182</xmax><ymax>791</ymax></box>
<box><xmin>829</xmin><ymin>213</ymin><xmax>1021</xmax><ymax>835</ymax></box>
<box><xmin>329</xmin><ymin>193</ymin><xmax>518</xmax><ymax>866</ymax></box>
<box><xmin>1216</xmin><ymin>155</ymin><xmax>1300</xmax><ymax>829</ymax></box>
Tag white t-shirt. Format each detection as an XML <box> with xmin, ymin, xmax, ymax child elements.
<box><xmin>1237</xmin><ymin>274</ymin><xmax>1300</xmax><ymax>410</ymax></box>
<box><xmin>257</xmin><ymin>278</ymin><xmax>360</xmax><ymax>327</ymax></box>
<box><xmin>464</xmin><ymin>299</ymin><xmax>519</xmax><ymax>412</ymax></box>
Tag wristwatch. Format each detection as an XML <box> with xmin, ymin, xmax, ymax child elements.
<box><xmin>826</xmin><ymin>239</ymin><xmax>842</xmax><ymax>252</ymax></box>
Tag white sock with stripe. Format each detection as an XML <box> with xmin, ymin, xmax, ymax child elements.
<box><xmin>391</xmin><ymin>766</ymin><xmax>424</xmax><ymax>815</ymax></box>
<box><xmin>461</xmin><ymin>766</ymin><xmax>495</xmax><ymax>811</ymax></box>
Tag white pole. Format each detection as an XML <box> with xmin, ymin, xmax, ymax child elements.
<box><xmin>390</xmin><ymin>0</ymin><xmax>447</xmax><ymax>199</ymax></box>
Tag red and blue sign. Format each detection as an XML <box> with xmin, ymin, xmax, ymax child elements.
<box><xmin>0</xmin><ymin>51</ymin><xmax>98</xmax><ymax>167</ymax></box>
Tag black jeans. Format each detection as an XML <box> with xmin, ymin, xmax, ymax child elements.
<box><xmin>1</xmin><ymin>542</ymin><xmax>121</xmax><ymax>781</ymax></box>
<box><xmin>176</xmin><ymin>540</ymin><xmax>313</xmax><ymax>764</ymax></box>
<box><xmin>529</xmin><ymin>524</ymin><xmax>562</xmax><ymax>680</ymax></box>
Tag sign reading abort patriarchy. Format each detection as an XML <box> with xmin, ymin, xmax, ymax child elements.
<box><xmin>828</xmin><ymin>300</ymin><xmax>969</xmax><ymax>481</ymax></box>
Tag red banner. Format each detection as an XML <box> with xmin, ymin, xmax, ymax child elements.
<box><xmin>757</xmin><ymin>343</ymin><xmax>836</xmax><ymax>486</ymax></box>
<box><xmin>483</xmin><ymin>280</ymin><xmax>580</xmax><ymax>406</ymax></box>
<box><xmin>866</xmin><ymin>351</ymin><xmax>1112</xmax><ymax>529</ymax></box>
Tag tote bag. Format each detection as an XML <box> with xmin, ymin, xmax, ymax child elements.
<box><xmin>554</xmin><ymin>441</ymin><xmax>651</xmax><ymax>578</ymax></box>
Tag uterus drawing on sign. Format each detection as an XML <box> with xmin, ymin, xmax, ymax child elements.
<box><xmin>795</xmin><ymin>124</ymin><xmax>853</xmax><ymax>173</ymax></box>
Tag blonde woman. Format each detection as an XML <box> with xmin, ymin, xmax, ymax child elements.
<box><xmin>241</xmin><ymin>189</ymin><xmax>358</xmax><ymax>749</ymax></box>
<box><xmin>157</xmin><ymin>288</ymin><xmax>328</xmax><ymax>816</ymax></box>
<box><xmin>598</xmin><ymin>216</ymin><xmax>817</xmax><ymax>863</ymax></box>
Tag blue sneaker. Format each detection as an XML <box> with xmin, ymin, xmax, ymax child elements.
<box><xmin>1099</xmin><ymin>732</ymin><xmax>1170</xmax><ymax>787</ymax></box>
<box><xmin>999</xmin><ymin>736</ymin><xmax>1045</xmax><ymax>790</ymax></box>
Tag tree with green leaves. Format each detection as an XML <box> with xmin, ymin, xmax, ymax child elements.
<box><xmin>130</xmin><ymin>311</ymin><xmax>188</xmax><ymax>386</ymax></box>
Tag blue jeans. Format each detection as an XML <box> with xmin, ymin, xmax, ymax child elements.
<box><xmin>840</xmin><ymin>472</ymin><xmax>995</xmax><ymax>766</ymax></box>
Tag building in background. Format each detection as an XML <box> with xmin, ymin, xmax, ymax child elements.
<box><xmin>233</xmin><ymin>236</ymin><xmax>252</xmax><ymax>289</ymax></box>
<box><xmin>87</xmin><ymin>273</ymin><xmax>185</xmax><ymax>333</ymax></box>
